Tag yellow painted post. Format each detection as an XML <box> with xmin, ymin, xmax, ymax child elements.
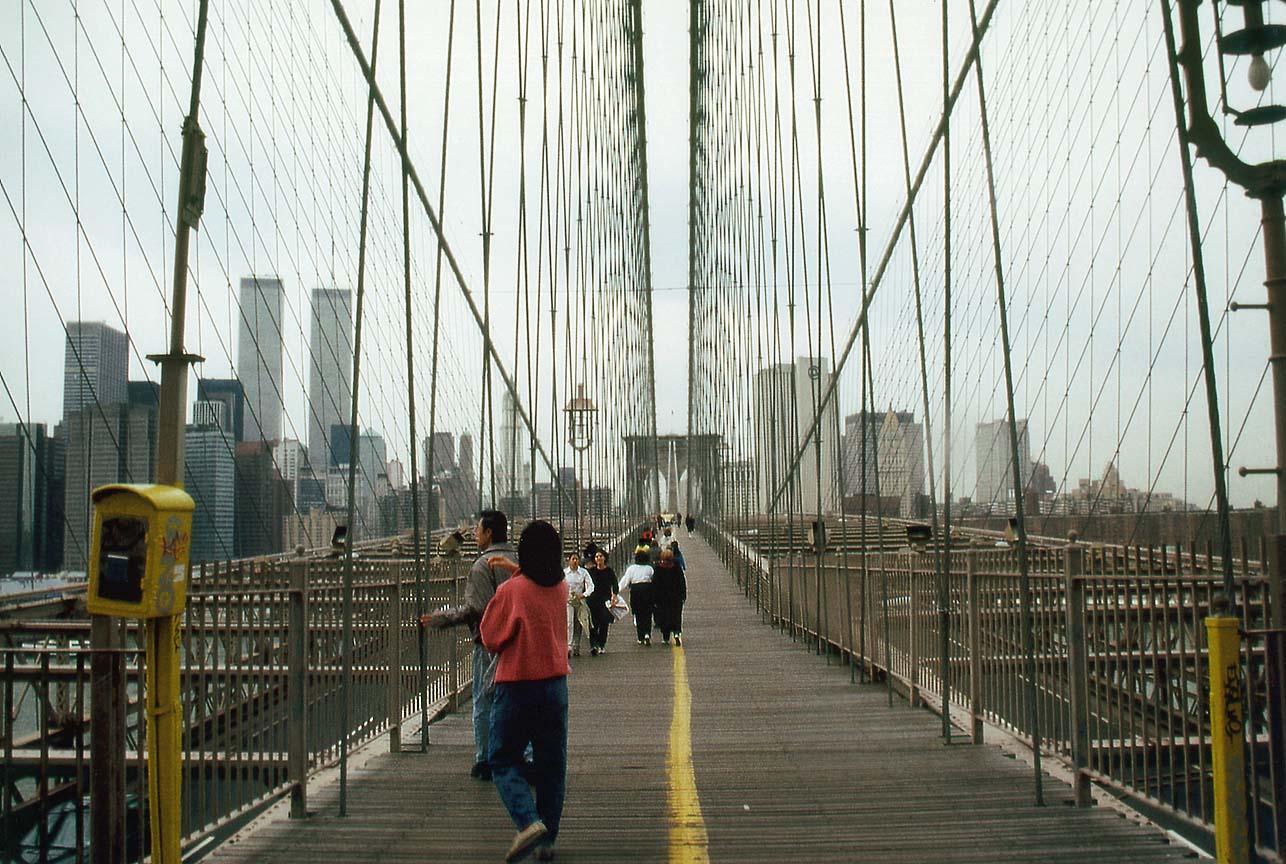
<box><xmin>145</xmin><ymin>614</ymin><xmax>183</xmax><ymax>862</ymax></box>
<box><xmin>1206</xmin><ymin>613</ymin><xmax>1250</xmax><ymax>864</ymax></box>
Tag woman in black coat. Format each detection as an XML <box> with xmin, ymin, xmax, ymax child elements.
<box><xmin>651</xmin><ymin>548</ymin><xmax>687</xmax><ymax>646</ymax></box>
<box><xmin>585</xmin><ymin>550</ymin><xmax>618</xmax><ymax>656</ymax></box>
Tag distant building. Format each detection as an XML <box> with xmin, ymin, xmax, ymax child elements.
<box><xmin>425</xmin><ymin>431</ymin><xmax>456</xmax><ymax>477</ymax></box>
<box><xmin>843</xmin><ymin>410</ymin><xmax>925</xmax><ymax>518</ymax></box>
<box><xmin>498</xmin><ymin>390</ymin><xmax>527</xmax><ymax>497</ymax></box>
<box><xmin>308</xmin><ymin>288</ymin><xmax>353</xmax><ymax>467</ymax></box>
<box><xmin>283</xmin><ymin>506</ymin><xmax>339</xmax><ymax>554</ymax></box>
<box><xmin>974</xmin><ymin>419</ymin><xmax>1031</xmax><ymax>511</ymax></box>
<box><xmin>0</xmin><ymin>423</ymin><xmax>52</xmax><ymax>575</ymax></box>
<box><xmin>723</xmin><ymin>458</ymin><xmax>755</xmax><ymax>518</ymax></box>
<box><xmin>185</xmin><ymin>413</ymin><xmax>236</xmax><ymax>563</ymax></box>
<box><xmin>63</xmin><ymin>322</ymin><xmax>128</xmax><ymax>425</ymax></box>
<box><xmin>195</xmin><ymin>378</ymin><xmax>246</xmax><ymax>442</ymax></box>
<box><xmin>234</xmin><ymin>441</ymin><xmax>288</xmax><ymax>558</ymax></box>
<box><xmin>753</xmin><ymin>357</ymin><xmax>839</xmax><ymax>514</ymax></box>
<box><xmin>191</xmin><ymin>400</ymin><xmax>227</xmax><ymax>431</ymax></box>
<box><xmin>62</xmin><ymin>384</ymin><xmax>159</xmax><ymax>569</ymax></box>
<box><xmin>237</xmin><ymin>277</ymin><xmax>285</xmax><ymax>442</ymax></box>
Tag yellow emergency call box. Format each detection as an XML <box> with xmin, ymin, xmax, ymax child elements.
<box><xmin>87</xmin><ymin>484</ymin><xmax>195</xmax><ymax>618</ymax></box>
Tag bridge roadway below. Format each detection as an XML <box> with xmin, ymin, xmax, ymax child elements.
<box><xmin>206</xmin><ymin>536</ymin><xmax>1197</xmax><ymax>863</ymax></box>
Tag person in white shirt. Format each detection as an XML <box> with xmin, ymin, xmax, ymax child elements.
<box><xmin>616</xmin><ymin>549</ymin><xmax>656</xmax><ymax>645</ymax></box>
<box><xmin>564</xmin><ymin>552</ymin><xmax>593</xmax><ymax>657</ymax></box>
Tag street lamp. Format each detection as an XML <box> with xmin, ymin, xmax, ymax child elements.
<box><xmin>1167</xmin><ymin>2</ymin><xmax>1286</xmax><ymax>858</ymax></box>
<box><xmin>564</xmin><ymin>385</ymin><xmax>597</xmax><ymax>542</ymax></box>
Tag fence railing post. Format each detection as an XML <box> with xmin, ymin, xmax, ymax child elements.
<box><xmin>449</xmin><ymin>559</ymin><xmax>462</xmax><ymax>712</ymax></box>
<box><xmin>388</xmin><ymin>561</ymin><xmax>404</xmax><ymax>753</ymax></box>
<box><xmin>288</xmin><ymin>557</ymin><xmax>310</xmax><ymax>819</ymax></box>
<box><xmin>967</xmin><ymin>552</ymin><xmax>984</xmax><ymax>745</ymax></box>
<box><xmin>90</xmin><ymin>615</ymin><xmax>126</xmax><ymax>863</ymax></box>
<box><xmin>1064</xmin><ymin>538</ymin><xmax>1090</xmax><ymax>807</ymax></box>
<box><xmin>910</xmin><ymin>563</ymin><xmax>921</xmax><ymax>707</ymax></box>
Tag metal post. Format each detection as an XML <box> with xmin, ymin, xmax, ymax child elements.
<box><xmin>1207</xmin><ymin>605</ymin><xmax>1250</xmax><ymax>864</ymax></box>
<box><xmin>388</xmin><ymin>561</ymin><xmax>403</xmax><ymax>753</ymax></box>
<box><xmin>139</xmin><ymin>2</ymin><xmax>210</xmax><ymax>860</ymax></box>
<box><xmin>288</xmin><ymin>559</ymin><xmax>309</xmax><ymax>819</ymax></box>
<box><xmin>89</xmin><ymin>617</ymin><xmax>126</xmax><ymax>863</ymax></box>
<box><xmin>909</xmin><ymin>567</ymin><xmax>921</xmax><ymax>707</ymax></box>
<box><xmin>1259</xmin><ymin>198</ymin><xmax>1286</xmax><ymax>854</ymax></box>
<box><xmin>1064</xmin><ymin>539</ymin><xmax>1090</xmax><ymax>807</ymax></box>
<box><xmin>967</xmin><ymin>552</ymin><xmax>983</xmax><ymax>745</ymax></box>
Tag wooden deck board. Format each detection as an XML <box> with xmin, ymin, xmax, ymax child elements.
<box><xmin>206</xmin><ymin>535</ymin><xmax>1198</xmax><ymax>863</ymax></box>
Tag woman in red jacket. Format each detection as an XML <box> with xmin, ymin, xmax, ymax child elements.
<box><xmin>480</xmin><ymin>519</ymin><xmax>570</xmax><ymax>862</ymax></box>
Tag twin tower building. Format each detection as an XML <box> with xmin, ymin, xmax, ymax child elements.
<box><xmin>238</xmin><ymin>277</ymin><xmax>353</xmax><ymax>460</ymax></box>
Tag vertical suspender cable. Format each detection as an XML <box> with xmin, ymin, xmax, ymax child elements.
<box><xmin>965</xmin><ymin>0</ymin><xmax>1043</xmax><ymax>805</ymax></box>
<box><xmin>425</xmin><ymin>0</ymin><xmax>459</xmax><ymax>604</ymax></box>
<box><xmin>888</xmin><ymin>0</ymin><xmax>945</xmax><ymax>718</ymax></box>
<box><xmin>396</xmin><ymin>0</ymin><xmax>429</xmax><ymax>751</ymax></box>
<box><xmin>628</xmin><ymin>0</ymin><xmax>662</xmax><ymax>516</ymax></box>
<box><xmin>941</xmin><ymin>0</ymin><xmax>955</xmax><ymax>743</ymax></box>
<box><xmin>339</xmin><ymin>0</ymin><xmax>382</xmax><ymax>817</ymax></box>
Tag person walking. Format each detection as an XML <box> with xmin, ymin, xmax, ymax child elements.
<box><xmin>668</xmin><ymin>540</ymin><xmax>687</xmax><ymax>572</ymax></box>
<box><xmin>585</xmin><ymin>550</ymin><xmax>618</xmax><ymax>655</ymax></box>
<box><xmin>480</xmin><ymin>519</ymin><xmax>571</xmax><ymax>862</ymax></box>
<box><xmin>421</xmin><ymin>510</ymin><xmax>517</xmax><ymax>781</ymax></box>
<box><xmin>564</xmin><ymin>551</ymin><xmax>592</xmax><ymax>657</ymax></box>
<box><xmin>652</xmin><ymin>548</ymin><xmax>688</xmax><ymax>645</ymax></box>
<box><xmin>616</xmin><ymin>548</ymin><xmax>656</xmax><ymax>645</ymax></box>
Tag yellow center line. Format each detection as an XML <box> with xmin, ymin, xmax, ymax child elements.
<box><xmin>667</xmin><ymin>645</ymin><xmax>710</xmax><ymax>864</ymax></box>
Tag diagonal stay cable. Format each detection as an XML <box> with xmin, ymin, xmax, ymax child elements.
<box><xmin>327</xmin><ymin>0</ymin><xmax>568</xmax><ymax>497</ymax></box>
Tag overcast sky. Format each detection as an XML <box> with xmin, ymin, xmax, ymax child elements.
<box><xmin>1</xmin><ymin>1</ymin><xmax>1281</xmax><ymax>509</ymax></box>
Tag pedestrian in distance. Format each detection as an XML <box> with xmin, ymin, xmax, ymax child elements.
<box><xmin>668</xmin><ymin>540</ymin><xmax>687</xmax><ymax>572</ymax></box>
<box><xmin>685</xmin><ymin>514</ymin><xmax>696</xmax><ymax>536</ymax></box>
<box><xmin>652</xmin><ymin>547</ymin><xmax>688</xmax><ymax>646</ymax></box>
<box><xmin>420</xmin><ymin>509</ymin><xmax>517</xmax><ymax>781</ymax></box>
<box><xmin>564</xmin><ymin>551</ymin><xmax>592</xmax><ymax>657</ymax></box>
<box><xmin>479</xmin><ymin>519</ymin><xmax>572</xmax><ymax>863</ymax></box>
<box><xmin>616</xmin><ymin>548</ymin><xmax>656</xmax><ymax>645</ymax></box>
<box><xmin>585</xmin><ymin>550</ymin><xmax>619</xmax><ymax>655</ymax></box>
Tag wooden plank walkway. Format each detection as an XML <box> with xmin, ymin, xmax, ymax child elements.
<box><xmin>207</xmin><ymin>535</ymin><xmax>1199</xmax><ymax>863</ymax></box>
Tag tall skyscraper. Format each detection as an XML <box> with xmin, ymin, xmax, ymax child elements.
<box><xmin>196</xmin><ymin>378</ymin><xmax>246</xmax><ymax>442</ymax></box>
<box><xmin>975</xmin><ymin>418</ymin><xmax>1031</xmax><ymax>510</ymax></box>
<box><xmin>842</xmin><ymin>410</ymin><xmax>925</xmax><ymax>517</ymax></box>
<box><xmin>753</xmin><ymin>357</ymin><xmax>839</xmax><ymax>514</ymax></box>
<box><xmin>458</xmin><ymin>432</ymin><xmax>476</xmax><ymax>492</ymax></box>
<box><xmin>237</xmin><ymin>277</ymin><xmax>285</xmax><ymax>443</ymax></box>
<box><xmin>498</xmin><ymin>390</ymin><xmax>527</xmax><ymax>496</ymax></box>
<box><xmin>0</xmin><ymin>423</ymin><xmax>51</xmax><ymax>575</ymax></box>
<box><xmin>63</xmin><ymin>322</ymin><xmax>128</xmax><ymax>424</ymax></box>
<box><xmin>62</xmin><ymin>385</ymin><xmax>159</xmax><ymax>569</ymax></box>
<box><xmin>424</xmin><ymin>431</ymin><xmax>456</xmax><ymax>478</ymax></box>
<box><xmin>185</xmin><ymin>408</ymin><xmax>236</xmax><ymax>563</ymax></box>
<box><xmin>308</xmin><ymin>288</ymin><xmax>353</xmax><ymax>467</ymax></box>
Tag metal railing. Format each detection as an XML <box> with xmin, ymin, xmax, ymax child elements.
<box><xmin>706</xmin><ymin>522</ymin><xmax>1282</xmax><ymax>860</ymax></box>
<box><xmin>1</xmin><ymin>555</ymin><xmax>473</xmax><ymax>863</ymax></box>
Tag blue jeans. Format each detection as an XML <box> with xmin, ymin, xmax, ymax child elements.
<box><xmin>488</xmin><ymin>677</ymin><xmax>568</xmax><ymax>842</ymax></box>
<box><xmin>472</xmin><ymin>642</ymin><xmax>496</xmax><ymax>764</ymax></box>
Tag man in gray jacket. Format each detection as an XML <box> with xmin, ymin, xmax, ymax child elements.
<box><xmin>423</xmin><ymin>509</ymin><xmax>518</xmax><ymax>779</ymax></box>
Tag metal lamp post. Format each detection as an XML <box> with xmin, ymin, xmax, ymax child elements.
<box><xmin>1165</xmin><ymin>1</ymin><xmax>1286</xmax><ymax>859</ymax></box>
<box><xmin>564</xmin><ymin>385</ymin><xmax>597</xmax><ymax>545</ymax></box>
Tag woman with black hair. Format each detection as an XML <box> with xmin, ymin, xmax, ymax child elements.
<box><xmin>480</xmin><ymin>520</ymin><xmax>570</xmax><ymax>862</ymax></box>
<box><xmin>585</xmin><ymin>550</ymin><xmax>618</xmax><ymax>656</ymax></box>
